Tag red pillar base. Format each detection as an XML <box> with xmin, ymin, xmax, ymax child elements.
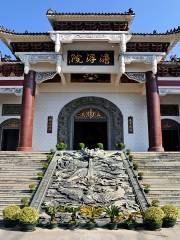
<box><xmin>148</xmin><ymin>146</ymin><xmax>164</xmax><ymax>152</ymax></box>
<box><xmin>17</xmin><ymin>147</ymin><xmax>33</xmax><ymax>152</ymax></box>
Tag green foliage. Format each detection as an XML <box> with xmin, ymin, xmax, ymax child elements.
<box><xmin>56</xmin><ymin>142</ymin><xmax>67</xmax><ymax>151</ymax></box>
<box><xmin>143</xmin><ymin>207</ymin><xmax>165</xmax><ymax>230</ymax></box>
<box><xmin>97</xmin><ymin>143</ymin><xmax>104</xmax><ymax>150</ymax></box>
<box><xmin>46</xmin><ymin>206</ymin><xmax>60</xmax><ymax>222</ymax></box>
<box><xmin>42</xmin><ymin>163</ymin><xmax>49</xmax><ymax>170</ymax></box>
<box><xmin>116</xmin><ymin>142</ymin><xmax>126</xmax><ymax>150</ymax></box>
<box><xmin>81</xmin><ymin>206</ymin><xmax>103</xmax><ymax>223</ymax></box>
<box><xmin>161</xmin><ymin>205</ymin><xmax>179</xmax><ymax>220</ymax></box>
<box><xmin>129</xmin><ymin>155</ymin><xmax>134</xmax><ymax>162</ymax></box>
<box><xmin>144</xmin><ymin>184</ymin><xmax>150</xmax><ymax>194</ymax></box>
<box><xmin>126</xmin><ymin>149</ymin><xmax>131</xmax><ymax>156</ymax></box>
<box><xmin>37</xmin><ymin>172</ymin><xmax>44</xmax><ymax>179</ymax></box>
<box><xmin>78</xmin><ymin>143</ymin><xmax>85</xmax><ymax>150</ymax></box>
<box><xmin>29</xmin><ymin>183</ymin><xmax>36</xmax><ymax>191</ymax></box>
<box><xmin>65</xmin><ymin>206</ymin><xmax>80</xmax><ymax>222</ymax></box>
<box><xmin>3</xmin><ymin>205</ymin><xmax>21</xmax><ymax>221</ymax></box>
<box><xmin>19</xmin><ymin>207</ymin><xmax>39</xmax><ymax>224</ymax></box>
<box><xmin>151</xmin><ymin>199</ymin><xmax>160</xmax><ymax>207</ymax></box>
<box><xmin>21</xmin><ymin>197</ymin><xmax>30</xmax><ymax>208</ymax></box>
<box><xmin>133</xmin><ymin>162</ymin><xmax>138</xmax><ymax>170</ymax></box>
<box><xmin>105</xmin><ymin>205</ymin><xmax>120</xmax><ymax>223</ymax></box>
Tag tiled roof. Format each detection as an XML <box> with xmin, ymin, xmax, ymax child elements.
<box><xmin>0</xmin><ymin>26</ymin><xmax>49</xmax><ymax>36</ymax></box>
<box><xmin>133</xmin><ymin>26</ymin><xmax>180</xmax><ymax>35</ymax></box>
<box><xmin>46</xmin><ymin>8</ymin><xmax>135</xmax><ymax>16</ymax></box>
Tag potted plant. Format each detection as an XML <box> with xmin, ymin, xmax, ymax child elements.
<box><xmin>37</xmin><ymin>172</ymin><xmax>44</xmax><ymax>180</ymax></box>
<box><xmin>116</xmin><ymin>142</ymin><xmax>126</xmax><ymax>151</ymax></box>
<box><xmin>47</xmin><ymin>149</ymin><xmax>55</xmax><ymax>162</ymax></box>
<box><xmin>144</xmin><ymin>184</ymin><xmax>150</xmax><ymax>194</ymax></box>
<box><xmin>46</xmin><ymin>206</ymin><xmax>59</xmax><ymax>229</ymax></box>
<box><xmin>21</xmin><ymin>197</ymin><xmax>30</xmax><ymax>208</ymax></box>
<box><xmin>162</xmin><ymin>204</ymin><xmax>179</xmax><ymax>228</ymax></box>
<box><xmin>151</xmin><ymin>199</ymin><xmax>160</xmax><ymax>207</ymax></box>
<box><xmin>3</xmin><ymin>205</ymin><xmax>21</xmax><ymax>228</ymax></box>
<box><xmin>65</xmin><ymin>206</ymin><xmax>80</xmax><ymax>229</ymax></box>
<box><xmin>138</xmin><ymin>172</ymin><xmax>144</xmax><ymax>180</ymax></box>
<box><xmin>81</xmin><ymin>206</ymin><xmax>103</xmax><ymax>229</ymax></box>
<box><xmin>78</xmin><ymin>143</ymin><xmax>85</xmax><ymax>150</ymax></box>
<box><xmin>122</xmin><ymin>212</ymin><xmax>142</xmax><ymax>230</ymax></box>
<box><xmin>105</xmin><ymin>205</ymin><xmax>120</xmax><ymax>229</ymax></box>
<box><xmin>19</xmin><ymin>207</ymin><xmax>39</xmax><ymax>231</ymax></box>
<box><xmin>42</xmin><ymin>163</ymin><xmax>49</xmax><ymax>171</ymax></box>
<box><xmin>126</xmin><ymin>149</ymin><xmax>131</xmax><ymax>156</ymax></box>
<box><xmin>129</xmin><ymin>155</ymin><xmax>134</xmax><ymax>162</ymax></box>
<box><xmin>56</xmin><ymin>142</ymin><xmax>67</xmax><ymax>151</ymax></box>
<box><xmin>97</xmin><ymin>143</ymin><xmax>104</xmax><ymax>150</ymax></box>
<box><xmin>133</xmin><ymin>162</ymin><xmax>139</xmax><ymax>171</ymax></box>
<box><xmin>143</xmin><ymin>207</ymin><xmax>164</xmax><ymax>230</ymax></box>
<box><xmin>29</xmin><ymin>183</ymin><xmax>37</xmax><ymax>192</ymax></box>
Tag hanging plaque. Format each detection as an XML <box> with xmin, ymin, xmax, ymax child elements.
<box><xmin>128</xmin><ymin>116</ymin><xmax>134</xmax><ymax>134</ymax></box>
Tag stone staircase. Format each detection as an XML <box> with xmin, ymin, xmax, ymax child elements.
<box><xmin>133</xmin><ymin>152</ymin><xmax>180</xmax><ymax>208</ymax></box>
<box><xmin>0</xmin><ymin>152</ymin><xmax>47</xmax><ymax>218</ymax></box>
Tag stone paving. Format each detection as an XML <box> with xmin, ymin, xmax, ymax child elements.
<box><xmin>0</xmin><ymin>225</ymin><xmax>180</xmax><ymax>240</ymax></box>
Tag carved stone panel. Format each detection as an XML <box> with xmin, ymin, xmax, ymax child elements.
<box><xmin>58</xmin><ymin>97</ymin><xmax>123</xmax><ymax>150</ymax></box>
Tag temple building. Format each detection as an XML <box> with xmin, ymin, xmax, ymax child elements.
<box><xmin>0</xmin><ymin>9</ymin><xmax>179</xmax><ymax>152</ymax></box>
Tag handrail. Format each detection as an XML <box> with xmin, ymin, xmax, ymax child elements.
<box><xmin>121</xmin><ymin>152</ymin><xmax>150</xmax><ymax>211</ymax></box>
<box><xmin>30</xmin><ymin>151</ymin><xmax>59</xmax><ymax>210</ymax></box>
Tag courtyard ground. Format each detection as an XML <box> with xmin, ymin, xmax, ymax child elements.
<box><xmin>0</xmin><ymin>225</ymin><xmax>180</xmax><ymax>240</ymax></box>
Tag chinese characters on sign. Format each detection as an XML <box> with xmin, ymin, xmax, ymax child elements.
<box><xmin>128</xmin><ymin>116</ymin><xmax>134</xmax><ymax>134</ymax></box>
<box><xmin>47</xmin><ymin>116</ymin><xmax>53</xmax><ymax>133</ymax></box>
<box><xmin>68</xmin><ymin>51</ymin><xmax>114</xmax><ymax>65</ymax></box>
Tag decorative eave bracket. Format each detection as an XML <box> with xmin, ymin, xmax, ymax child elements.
<box><xmin>15</xmin><ymin>53</ymin><xmax>66</xmax><ymax>84</ymax></box>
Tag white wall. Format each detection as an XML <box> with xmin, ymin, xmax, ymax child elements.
<box><xmin>33</xmin><ymin>92</ymin><xmax>149</xmax><ymax>152</ymax></box>
<box><xmin>0</xmin><ymin>95</ymin><xmax>21</xmax><ymax>124</ymax></box>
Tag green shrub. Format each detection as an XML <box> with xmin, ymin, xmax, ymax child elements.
<box><xmin>21</xmin><ymin>197</ymin><xmax>30</xmax><ymax>208</ymax></box>
<box><xmin>144</xmin><ymin>207</ymin><xmax>165</xmax><ymax>230</ymax></box>
<box><xmin>29</xmin><ymin>183</ymin><xmax>36</xmax><ymax>192</ymax></box>
<box><xmin>144</xmin><ymin>184</ymin><xmax>150</xmax><ymax>194</ymax></box>
<box><xmin>42</xmin><ymin>163</ymin><xmax>49</xmax><ymax>170</ymax></box>
<box><xmin>105</xmin><ymin>205</ymin><xmax>120</xmax><ymax>223</ymax></box>
<box><xmin>133</xmin><ymin>162</ymin><xmax>138</xmax><ymax>170</ymax></box>
<box><xmin>3</xmin><ymin>205</ymin><xmax>21</xmax><ymax>221</ymax></box>
<box><xmin>97</xmin><ymin>143</ymin><xmax>104</xmax><ymax>150</ymax></box>
<box><xmin>138</xmin><ymin>172</ymin><xmax>144</xmax><ymax>180</ymax></box>
<box><xmin>129</xmin><ymin>155</ymin><xmax>134</xmax><ymax>162</ymax></box>
<box><xmin>37</xmin><ymin>172</ymin><xmax>44</xmax><ymax>180</ymax></box>
<box><xmin>19</xmin><ymin>207</ymin><xmax>39</xmax><ymax>224</ymax></box>
<box><xmin>162</xmin><ymin>205</ymin><xmax>179</xmax><ymax>225</ymax></box>
<box><xmin>151</xmin><ymin>199</ymin><xmax>160</xmax><ymax>207</ymax></box>
<box><xmin>126</xmin><ymin>149</ymin><xmax>131</xmax><ymax>156</ymax></box>
<box><xmin>56</xmin><ymin>142</ymin><xmax>67</xmax><ymax>151</ymax></box>
<box><xmin>78</xmin><ymin>143</ymin><xmax>85</xmax><ymax>150</ymax></box>
<box><xmin>116</xmin><ymin>142</ymin><xmax>126</xmax><ymax>150</ymax></box>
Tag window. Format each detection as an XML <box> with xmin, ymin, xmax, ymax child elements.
<box><xmin>160</xmin><ymin>105</ymin><xmax>179</xmax><ymax>116</ymax></box>
<box><xmin>2</xmin><ymin>104</ymin><xmax>22</xmax><ymax>116</ymax></box>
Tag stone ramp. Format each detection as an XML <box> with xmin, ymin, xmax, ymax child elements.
<box><xmin>133</xmin><ymin>152</ymin><xmax>180</xmax><ymax>208</ymax></box>
<box><xmin>0</xmin><ymin>152</ymin><xmax>47</xmax><ymax>218</ymax></box>
<box><xmin>42</xmin><ymin>150</ymin><xmax>140</xmax><ymax>221</ymax></box>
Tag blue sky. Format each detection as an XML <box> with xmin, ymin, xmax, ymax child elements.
<box><xmin>0</xmin><ymin>0</ymin><xmax>179</xmax><ymax>57</ymax></box>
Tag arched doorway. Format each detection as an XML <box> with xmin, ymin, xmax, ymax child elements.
<box><xmin>162</xmin><ymin>119</ymin><xmax>180</xmax><ymax>151</ymax></box>
<box><xmin>58</xmin><ymin>97</ymin><xmax>123</xmax><ymax>150</ymax></box>
<box><xmin>73</xmin><ymin>108</ymin><xmax>108</xmax><ymax>149</ymax></box>
<box><xmin>0</xmin><ymin>118</ymin><xmax>20</xmax><ymax>151</ymax></box>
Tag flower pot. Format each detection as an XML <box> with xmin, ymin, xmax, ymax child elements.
<box><xmin>49</xmin><ymin>222</ymin><xmax>58</xmax><ymax>229</ymax></box>
<box><xmin>138</xmin><ymin>176</ymin><xmax>143</xmax><ymax>180</ymax></box>
<box><xmin>163</xmin><ymin>218</ymin><xmax>176</xmax><ymax>228</ymax></box>
<box><xmin>144</xmin><ymin>189</ymin><xmax>150</xmax><ymax>194</ymax></box>
<box><xmin>4</xmin><ymin>219</ymin><xmax>18</xmax><ymax>228</ymax></box>
<box><xmin>107</xmin><ymin>222</ymin><xmax>117</xmax><ymax>230</ymax></box>
<box><xmin>20</xmin><ymin>222</ymin><xmax>37</xmax><ymax>232</ymax></box>
<box><xmin>85</xmin><ymin>222</ymin><xmax>96</xmax><ymax>230</ymax></box>
<box><xmin>144</xmin><ymin>220</ymin><xmax>162</xmax><ymax>230</ymax></box>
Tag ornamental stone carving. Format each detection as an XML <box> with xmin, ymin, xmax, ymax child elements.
<box><xmin>126</xmin><ymin>72</ymin><xmax>146</xmax><ymax>82</ymax></box>
<box><xmin>35</xmin><ymin>72</ymin><xmax>57</xmax><ymax>83</ymax></box>
<box><xmin>58</xmin><ymin>97</ymin><xmax>124</xmax><ymax>150</ymax></box>
<box><xmin>0</xmin><ymin>88</ymin><xmax>23</xmax><ymax>96</ymax></box>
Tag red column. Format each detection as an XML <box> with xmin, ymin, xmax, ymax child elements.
<box><xmin>18</xmin><ymin>71</ymin><xmax>36</xmax><ymax>151</ymax></box>
<box><xmin>146</xmin><ymin>71</ymin><xmax>164</xmax><ymax>152</ymax></box>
